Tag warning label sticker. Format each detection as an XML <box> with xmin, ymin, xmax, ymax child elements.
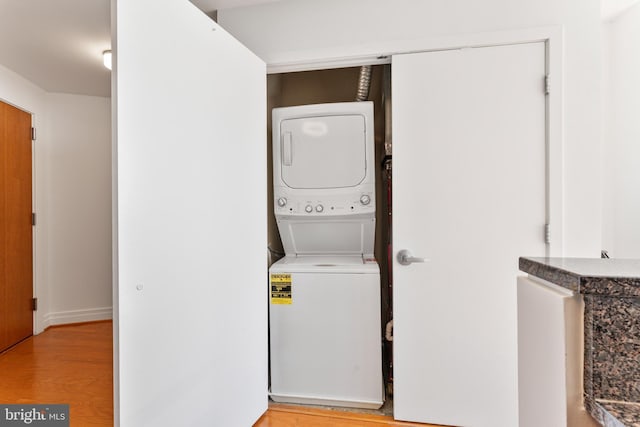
<box><xmin>270</xmin><ymin>273</ymin><xmax>292</xmax><ymax>305</ymax></box>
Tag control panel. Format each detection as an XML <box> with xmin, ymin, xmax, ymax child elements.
<box><xmin>274</xmin><ymin>190</ymin><xmax>375</xmax><ymax>217</ymax></box>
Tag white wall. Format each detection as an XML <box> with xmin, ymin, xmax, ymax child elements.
<box><xmin>45</xmin><ymin>93</ymin><xmax>112</xmax><ymax>325</ymax></box>
<box><xmin>0</xmin><ymin>64</ymin><xmax>112</xmax><ymax>332</ymax></box>
<box><xmin>602</xmin><ymin>3</ymin><xmax>640</xmax><ymax>258</ymax></box>
<box><xmin>219</xmin><ymin>0</ymin><xmax>604</xmax><ymax>256</ymax></box>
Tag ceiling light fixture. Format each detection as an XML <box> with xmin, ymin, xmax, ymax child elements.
<box><xmin>103</xmin><ymin>50</ymin><xmax>112</xmax><ymax>70</ymax></box>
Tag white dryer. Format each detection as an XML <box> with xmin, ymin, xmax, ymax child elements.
<box><xmin>269</xmin><ymin>102</ymin><xmax>383</xmax><ymax>409</ymax></box>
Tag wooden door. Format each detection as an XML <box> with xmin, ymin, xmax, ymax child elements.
<box><xmin>113</xmin><ymin>1</ymin><xmax>267</xmax><ymax>426</ymax></box>
<box><xmin>0</xmin><ymin>100</ymin><xmax>33</xmax><ymax>353</ymax></box>
<box><xmin>392</xmin><ymin>43</ymin><xmax>547</xmax><ymax>427</ymax></box>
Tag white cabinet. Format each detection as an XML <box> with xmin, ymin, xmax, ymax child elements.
<box><xmin>517</xmin><ymin>276</ymin><xmax>598</xmax><ymax>427</ymax></box>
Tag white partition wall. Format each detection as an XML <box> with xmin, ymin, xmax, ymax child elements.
<box><xmin>112</xmin><ymin>0</ymin><xmax>267</xmax><ymax>425</ymax></box>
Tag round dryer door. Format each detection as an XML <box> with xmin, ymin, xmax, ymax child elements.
<box><xmin>280</xmin><ymin>114</ymin><xmax>367</xmax><ymax>189</ymax></box>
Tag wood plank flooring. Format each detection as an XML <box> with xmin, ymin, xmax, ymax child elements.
<box><xmin>0</xmin><ymin>321</ymin><xmax>113</xmax><ymax>426</ymax></box>
<box><xmin>256</xmin><ymin>404</ymin><xmax>441</xmax><ymax>427</ymax></box>
<box><xmin>0</xmin><ymin>321</ymin><xmax>441</xmax><ymax>426</ymax></box>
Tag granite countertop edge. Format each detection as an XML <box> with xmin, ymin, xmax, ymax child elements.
<box><xmin>586</xmin><ymin>399</ymin><xmax>640</xmax><ymax>427</ymax></box>
<box><xmin>518</xmin><ymin>257</ymin><xmax>640</xmax><ymax>297</ymax></box>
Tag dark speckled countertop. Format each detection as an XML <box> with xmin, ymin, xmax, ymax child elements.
<box><xmin>520</xmin><ymin>257</ymin><xmax>640</xmax><ymax>427</ymax></box>
<box><xmin>519</xmin><ymin>257</ymin><xmax>640</xmax><ymax>296</ymax></box>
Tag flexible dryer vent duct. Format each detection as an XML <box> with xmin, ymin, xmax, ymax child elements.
<box><xmin>355</xmin><ymin>65</ymin><xmax>372</xmax><ymax>101</ymax></box>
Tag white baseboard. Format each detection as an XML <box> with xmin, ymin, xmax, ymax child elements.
<box><xmin>42</xmin><ymin>306</ymin><xmax>112</xmax><ymax>330</ymax></box>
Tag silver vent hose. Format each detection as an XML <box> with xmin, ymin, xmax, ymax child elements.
<box><xmin>355</xmin><ymin>65</ymin><xmax>372</xmax><ymax>102</ymax></box>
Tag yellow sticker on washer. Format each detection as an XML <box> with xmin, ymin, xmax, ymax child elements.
<box><xmin>270</xmin><ymin>273</ymin><xmax>292</xmax><ymax>304</ymax></box>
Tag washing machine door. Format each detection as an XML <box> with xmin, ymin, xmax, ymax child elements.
<box><xmin>280</xmin><ymin>114</ymin><xmax>367</xmax><ymax>189</ymax></box>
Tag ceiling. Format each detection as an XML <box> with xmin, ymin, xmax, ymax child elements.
<box><xmin>0</xmin><ymin>0</ymin><xmax>637</xmax><ymax>98</ymax></box>
<box><xmin>602</xmin><ymin>0</ymin><xmax>640</xmax><ymax>19</ymax></box>
<box><xmin>0</xmin><ymin>0</ymin><xmax>111</xmax><ymax>97</ymax></box>
<box><xmin>0</xmin><ymin>0</ymin><xmax>282</xmax><ymax>98</ymax></box>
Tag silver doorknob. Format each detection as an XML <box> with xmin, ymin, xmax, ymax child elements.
<box><xmin>397</xmin><ymin>249</ymin><xmax>427</xmax><ymax>266</ymax></box>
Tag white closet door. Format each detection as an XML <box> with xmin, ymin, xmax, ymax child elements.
<box><xmin>113</xmin><ymin>1</ymin><xmax>267</xmax><ymax>426</ymax></box>
<box><xmin>392</xmin><ymin>43</ymin><xmax>547</xmax><ymax>427</ymax></box>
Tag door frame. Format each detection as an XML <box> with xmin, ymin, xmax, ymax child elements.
<box><xmin>0</xmin><ymin>97</ymin><xmax>37</xmax><ymax>336</ymax></box>
<box><xmin>266</xmin><ymin>26</ymin><xmax>564</xmax><ymax>256</ymax></box>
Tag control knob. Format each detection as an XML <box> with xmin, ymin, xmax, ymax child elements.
<box><xmin>305</xmin><ymin>204</ymin><xmax>313</xmax><ymax>213</ymax></box>
<box><xmin>277</xmin><ymin>197</ymin><xmax>287</xmax><ymax>207</ymax></box>
<box><xmin>315</xmin><ymin>205</ymin><xmax>324</xmax><ymax>212</ymax></box>
<box><xmin>360</xmin><ymin>194</ymin><xmax>371</xmax><ymax>205</ymax></box>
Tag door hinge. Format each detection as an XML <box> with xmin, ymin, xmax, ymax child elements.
<box><xmin>32</xmin><ymin>298</ymin><xmax>38</xmax><ymax>311</ymax></box>
<box><xmin>32</xmin><ymin>213</ymin><xmax>36</xmax><ymax>226</ymax></box>
<box><xmin>31</xmin><ymin>127</ymin><xmax>36</xmax><ymax>141</ymax></box>
<box><xmin>544</xmin><ymin>75</ymin><xmax>550</xmax><ymax>95</ymax></box>
<box><xmin>544</xmin><ymin>223</ymin><xmax>551</xmax><ymax>244</ymax></box>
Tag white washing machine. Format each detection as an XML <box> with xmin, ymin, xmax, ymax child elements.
<box><xmin>270</xmin><ymin>256</ymin><xmax>382</xmax><ymax>408</ymax></box>
<box><xmin>269</xmin><ymin>102</ymin><xmax>383</xmax><ymax>409</ymax></box>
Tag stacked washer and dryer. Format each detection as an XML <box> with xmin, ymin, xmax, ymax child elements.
<box><xmin>269</xmin><ymin>102</ymin><xmax>383</xmax><ymax>409</ymax></box>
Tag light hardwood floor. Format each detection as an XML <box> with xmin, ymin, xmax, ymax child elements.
<box><xmin>0</xmin><ymin>321</ymin><xmax>440</xmax><ymax>426</ymax></box>
<box><xmin>256</xmin><ymin>404</ymin><xmax>441</xmax><ymax>427</ymax></box>
<box><xmin>0</xmin><ymin>321</ymin><xmax>113</xmax><ymax>426</ymax></box>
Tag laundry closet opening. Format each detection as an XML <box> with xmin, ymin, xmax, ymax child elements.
<box><xmin>266</xmin><ymin>64</ymin><xmax>394</xmax><ymax>414</ymax></box>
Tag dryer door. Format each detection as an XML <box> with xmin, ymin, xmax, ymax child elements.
<box><xmin>280</xmin><ymin>114</ymin><xmax>366</xmax><ymax>189</ymax></box>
